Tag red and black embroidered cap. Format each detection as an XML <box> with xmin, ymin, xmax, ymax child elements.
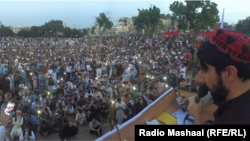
<box><xmin>209</xmin><ymin>28</ymin><xmax>250</xmax><ymax>65</ymax></box>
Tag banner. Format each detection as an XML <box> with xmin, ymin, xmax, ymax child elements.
<box><xmin>220</xmin><ymin>8</ymin><xmax>225</xmax><ymax>28</ymax></box>
<box><xmin>148</xmin><ymin>38</ymin><xmax>153</xmax><ymax>45</ymax></box>
<box><xmin>174</xmin><ymin>23</ymin><xmax>178</xmax><ymax>31</ymax></box>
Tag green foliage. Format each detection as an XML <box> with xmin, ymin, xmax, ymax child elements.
<box><xmin>17</xmin><ymin>29</ymin><xmax>29</xmax><ymax>37</ymax></box>
<box><xmin>155</xmin><ymin>20</ymin><xmax>165</xmax><ymax>32</ymax></box>
<box><xmin>71</xmin><ymin>28</ymin><xmax>83</xmax><ymax>38</ymax></box>
<box><xmin>63</xmin><ymin>27</ymin><xmax>72</xmax><ymax>38</ymax></box>
<box><xmin>133</xmin><ymin>5</ymin><xmax>161</xmax><ymax>38</ymax></box>
<box><xmin>15</xmin><ymin>20</ymin><xmax>64</xmax><ymax>37</ymax></box>
<box><xmin>170</xmin><ymin>0</ymin><xmax>220</xmax><ymax>40</ymax></box>
<box><xmin>95</xmin><ymin>13</ymin><xmax>113</xmax><ymax>36</ymax></box>
<box><xmin>0</xmin><ymin>25</ymin><xmax>14</xmax><ymax>37</ymax></box>
<box><xmin>29</xmin><ymin>26</ymin><xmax>40</xmax><ymax>37</ymax></box>
<box><xmin>236</xmin><ymin>16</ymin><xmax>250</xmax><ymax>36</ymax></box>
<box><xmin>44</xmin><ymin>20</ymin><xmax>64</xmax><ymax>33</ymax></box>
<box><xmin>83</xmin><ymin>28</ymin><xmax>88</xmax><ymax>36</ymax></box>
<box><xmin>91</xmin><ymin>26</ymin><xmax>96</xmax><ymax>34</ymax></box>
<box><xmin>160</xmin><ymin>14</ymin><xmax>169</xmax><ymax>20</ymax></box>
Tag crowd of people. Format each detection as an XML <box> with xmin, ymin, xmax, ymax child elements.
<box><xmin>0</xmin><ymin>34</ymin><xmax>197</xmax><ymax>140</ymax></box>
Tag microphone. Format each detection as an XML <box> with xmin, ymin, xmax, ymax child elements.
<box><xmin>195</xmin><ymin>83</ymin><xmax>209</xmax><ymax>103</ymax></box>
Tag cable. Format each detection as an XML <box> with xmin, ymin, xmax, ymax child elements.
<box><xmin>116</xmin><ymin>125</ymin><xmax>122</xmax><ymax>141</ymax></box>
<box><xmin>183</xmin><ymin>113</ymin><xmax>190</xmax><ymax>125</ymax></box>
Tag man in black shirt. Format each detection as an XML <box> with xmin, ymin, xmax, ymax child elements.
<box><xmin>90</xmin><ymin>101</ymin><xmax>100</xmax><ymax>115</ymax></box>
<box><xmin>188</xmin><ymin>28</ymin><xmax>250</xmax><ymax>124</ymax></box>
<box><xmin>59</xmin><ymin>121</ymin><xmax>78</xmax><ymax>141</ymax></box>
<box><xmin>86</xmin><ymin>110</ymin><xmax>100</xmax><ymax>123</ymax></box>
<box><xmin>52</xmin><ymin>113</ymin><xmax>64</xmax><ymax>133</ymax></box>
<box><xmin>77</xmin><ymin>96</ymin><xmax>86</xmax><ymax>107</ymax></box>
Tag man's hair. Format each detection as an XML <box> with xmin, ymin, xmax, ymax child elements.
<box><xmin>124</xmin><ymin>93</ymin><xmax>129</xmax><ymax>98</ymax></box>
<box><xmin>127</xmin><ymin>102</ymin><xmax>133</xmax><ymax>109</ymax></box>
<box><xmin>113</xmin><ymin>119</ymin><xmax>118</xmax><ymax>124</ymax></box>
<box><xmin>197</xmin><ymin>41</ymin><xmax>250</xmax><ymax>81</ymax></box>
<box><xmin>117</xmin><ymin>98</ymin><xmax>121</xmax><ymax>102</ymax></box>
<box><xmin>124</xmin><ymin>108</ymin><xmax>129</xmax><ymax>115</ymax></box>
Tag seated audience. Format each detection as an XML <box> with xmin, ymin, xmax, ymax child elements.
<box><xmin>59</xmin><ymin>121</ymin><xmax>78</xmax><ymax>141</ymax></box>
<box><xmin>89</xmin><ymin>117</ymin><xmax>102</xmax><ymax>137</ymax></box>
<box><xmin>75</xmin><ymin>110</ymin><xmax>86</xmax><ymax>125</ymax></box>
<box><xmin>19</xmin><ymin>125</ymin><xmax>36</xmax><ymax>141</ymax></box>
<box><xmin>39</xmin><ymin>121</ymin><xmax>52</xmax><ymax>136</ymax></box>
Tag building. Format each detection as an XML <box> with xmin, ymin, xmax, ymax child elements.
<box><xmin>13</xmin><ymin>27</ymin><xmax>21</xmax><ymax>34</ymax></box>
<box><xmin>12</xmin><ymin>26</ymin><xmax>30</xmax><ymax>34</ymax></box>
<box><xmin>231</xmin><ymin>24</ymin><xmax>236</xmax><ymax>30</ymax></box>
<box><xmin>212</xmin><ymin>22</ymin><xmax>229</xmax><ymax>30</ymax></box>
<box><xmin>88</xmin><ymin>16</ymin><xmax>178</xmax><ymax>36</ymax></box>
<box><xmin>22</xmin><ymin>26</ymin><xmax>31</xmax><ymax>31</ymax></box>
<box><xmin>160</xmin><ymin>19</ymin><xmax>172</xmax><ymax>30</ymax></box>
<box><xmin>112</xmin><ymin>17</ymin><xmax>138</xmax><ymax>35</ymax></box>
<box><xmin>89</xmin><ymin>17</ymin><xmax>137</xmax><ymax>36</ymax></box>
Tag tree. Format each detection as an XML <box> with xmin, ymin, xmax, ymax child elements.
<box><xmin>160</xmin><ymin>14</ymin><xmax>169</xmax><ymax>20</ymax></box>
<box><xmin>95</xmin><ymin>13</ymin><xmax>113</xmax><ymax>37</ymax></box>
<box><xmin>17</xmin><ymin>29</ymin><xmax>29</xmax><ymax>37</ymax></box>
<box><xmin>71</xmin><ymin>28</ymin><xmax>83</xmax><ymax>38</ymax></box>
<box><xmin>29</xmin><ymin>26</ymin><xmax>40</xmax><ymax>37</ymax></box>
<box><xmin>63</xmin><ymin>27</ymin><xmax>72</xmax><ymax>38</ymax></box>
<box><xmin>91</xmin><ymin>26</ymin><xmax>96</xmax><ymax>34</ymax></box>
<box><xmin>236</xmin><ymin>16</ymin><xmax>250</xmax><ymax>36</ymax></box>
<box><xmin>44</xmin><ymin>20</ymin><xmax>64</xmax><ymax>37</ymax></box>
<box><xmin>133</xmin><ymin>5</ymin><xmax>161</xmax><ymax>38</ymax></box>
<box><xmin>0</xmin><ymin>25</ymin><xmax>14</xmax><ymax>37</ymax></box>
<box><xmin>82</xmin><ymin>28</ymin><xmax>88</xmax><ymax>36</ymax></box>
<box><xmin>155</xmin><ymin>20</ymin><xmax>165</xmax><ymax>33</ymax></box>
<box><xmin>170</xmin><ymin>0</ymin><xmax>220</xmax><ymax>41</ymax></box>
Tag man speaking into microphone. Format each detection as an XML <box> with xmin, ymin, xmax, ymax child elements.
<box><xmin>187</xmin><ymin>28</ymin><xmax>250</xmax><ymax>124</ymax></box>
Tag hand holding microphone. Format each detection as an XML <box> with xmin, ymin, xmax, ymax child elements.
<box><xmin>195</xmin><ymin>83</ymin><xmax>209</xmax><ymax>103</ymax></box>
<box><xmin>187</xmin><ymin>83</ymin><xmax>209</xmax><ymax>124</ymax></box>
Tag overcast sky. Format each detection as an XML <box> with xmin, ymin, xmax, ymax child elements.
<box><xmin>0</xmin><ymin>0</ymin><xmax>249</xmax><ymax>29</ymax></box>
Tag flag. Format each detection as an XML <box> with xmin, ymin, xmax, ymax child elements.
<box><xmin>220</xmin><ymin>8</ymin><xmax>225</xmax><ymax>28</ymax></box>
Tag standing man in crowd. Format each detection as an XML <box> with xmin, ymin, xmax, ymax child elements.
<box><xmin>189</xmin><ymin>36</ymin><xmax>205</xmax><ymax>92</ymax></box>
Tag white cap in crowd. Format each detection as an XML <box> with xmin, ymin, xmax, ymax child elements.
<box><xmin>196</xmin><ymin>36</ymin><xmax>205</xmax><ymax>42</ymax></box>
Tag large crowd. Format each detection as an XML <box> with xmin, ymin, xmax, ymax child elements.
<box><xmin>0</xmin><ymin>34</ymin><xmax>203</xmax><ymax>141</ymax></box>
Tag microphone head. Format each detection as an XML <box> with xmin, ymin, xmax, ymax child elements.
<box><xmin>198</xmin><ymin>83</ymin><xmax>209</xmax><ymax>97</ymax></box>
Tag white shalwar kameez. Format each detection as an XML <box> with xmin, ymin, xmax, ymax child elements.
<box><xmin>10</xmin><ymin>116</ymin><xmax>23</xmax><ymax>140</ymax></box>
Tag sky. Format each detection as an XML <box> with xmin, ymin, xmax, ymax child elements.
<box><xmin>0</xmin><ymin>0</ymin><xmax>249</xmax><ymax>29</ymax></box>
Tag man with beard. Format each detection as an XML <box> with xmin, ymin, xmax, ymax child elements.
<box><xmin>189</xmin><ymin>36</ymin><xmax>205</xmax><ymax>91</ymax></box>
<box><xmin>187</xmin><ymin>28</ymin><xmax>250</xmax><ymax>124</ymax></box>
<box><xmin>10</xmin><ymin>110</ymin><xmax>23</xmax><ymax>140</ymax></box>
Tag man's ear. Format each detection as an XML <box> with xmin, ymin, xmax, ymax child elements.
<box><xmin>224</xmin><ymin>66</ymin><xmax>238</xmax><ymax>82</ymax></box>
